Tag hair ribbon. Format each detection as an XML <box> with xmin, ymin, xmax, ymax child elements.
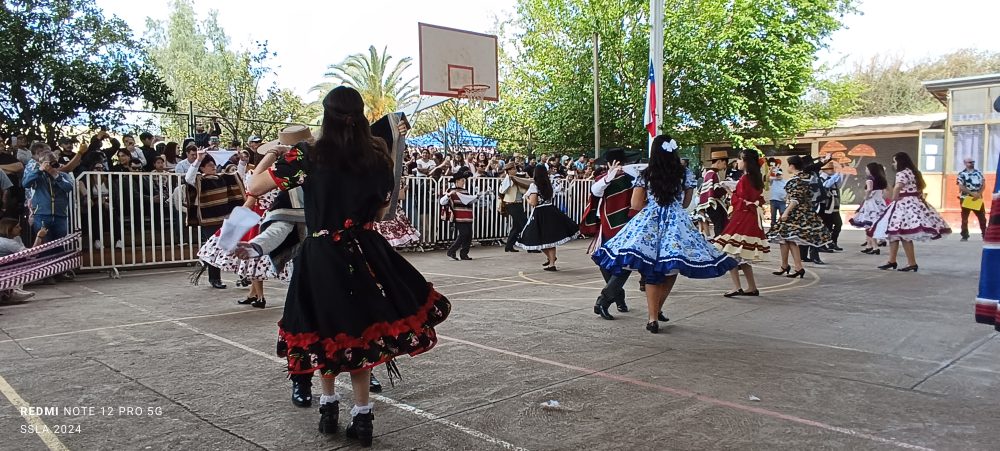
<box><xmin>660</xmin><ymin>139</ymin><xmax>677</xmax><ymax>153</ymax></box>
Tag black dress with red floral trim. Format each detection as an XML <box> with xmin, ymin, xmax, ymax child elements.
<box><xmin>268</xmin><ymin>143</ymin><xmax>450</xmax><ymax>376</ymax></box>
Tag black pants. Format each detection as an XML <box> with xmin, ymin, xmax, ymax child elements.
<box><xmin>200</xmin><ymin>225</ymin><xmax>222</xmax><ymax>282</ymax></box>
<box><xmin>448</xmin><ymin>222</ymin><xmax>472</xmax><ymax>258</ymax></box>
<box><xmin>505</xmin><ymin>203</ymin><xmax>527</xmax><ymax>251</ymax></box>
<box><xmin>706</xmin><ymin>205</ymin><xmax>728</xmax><ymax>236</ymax></box>
<box><xmin>962</xmin><ymin>206</ymin><xmax>987</xmax><ymax>239</ymax></box>
<box><xmin>820</xmin><ymin>211</ymin><xmax>842</xmax><ymax>246</ymax></box>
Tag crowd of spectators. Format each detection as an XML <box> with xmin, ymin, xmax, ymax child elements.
<box><xmin>403</xmin><ymin>147</ymin><xmax>600</xmax><ymax>182</ymax></box>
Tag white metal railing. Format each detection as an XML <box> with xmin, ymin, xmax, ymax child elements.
<box><xmin>69</xmin><ymin>173</ymin><xmax>594</xmax><ymax>271</ymax></box>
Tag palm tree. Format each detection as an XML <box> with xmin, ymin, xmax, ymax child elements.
<box><xmin>310</xmin><ymin>46</ymin><xmax>418</xmax><ymax>123</ymax></box>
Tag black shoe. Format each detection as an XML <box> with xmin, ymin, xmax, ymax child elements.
<box><xmin>961</xmin><ymin>237</ymin><xmax>969</xmax><ymax>242</ymax></box>
<box><xmin>369</xmin><ymin>374</ymin><xmax>382</xmax><ymax>393</ymax></box>
<box><xmin>593</xmin><ymin>303</ymin><xmax>614</xmax><ymax>320</ymax></box>
<box><xmin>831</xmin><ymin>245</ymin><xmax>843</xmax><ymax>252</ymax></box>
<box><xmin>897</xmin><ymin>265</ymin><xmax>919</xmax><ymax>272</ymax></box>
<box><xmin>743</xmin><ymin>289</ymin><xmax>760</xmax><ymax>296</ymax></box>
<box><xmin>657</xmin><ymin>312</ymin><xmax>669</xmax><ymax>322</ymax></box>
<box><xmin>811</xmin><ymin>257</ymin><xmax>825</xmax><ymax>265</ymax></box>
<box><xmin>346</xmin><ymin>411</ymin><xmax>374</xmax><ymax>447</ymax></box>
<box><xmin>237</xmin><ymin>296</ymin><xmax>256</xmax><ymax>305</ymax></box>
<box><xmin>801</xmin><ymin>257</ymin><xmax>813</xmax><ymax>263</ymax></box>
<box><xmin>447</xmin><ymin>253</ymin><xmax>458</xmax><ymax>261</ymax></box>
<box><xmin>292</xmin><ymin>379</ymin><xmax>312</xmax><ymax>408</ymax></box>
<box><xmin>646</xmin><ymin>321</ymin><xmax>659</xmax><ymax>334</ymax></box>
<box><xmin>235</xmin><ymin>277</ymin><xmax>251</xmax><ymax>288</ymax></box>
<box><xmin>276</xmin><ymin>340</ymin><xmax>288</xmax><ymax>358</ymax></box>
<box><xmin>639</xmin><ymin>282</ymin><xmax>646</xmax><ymax>292</ymax></box>
<box><xmin>615</xmin><ymin>301</ymin><xmax>629</xmax><ymax>313</ymax></box>
<box><xmin>527</xmin><ymin>250</ymin><xmax>541</xmax><ymax>254</ymax></box>
<box><xmin>505</xmin><ymin>248</ymin><xmax>520</xmax><ymax>252</ymax></box>
<box><xmin>210</xmin><ymin>280</ymin><xmax>227</xmax><ymax>289</ymax></box>
<box><xmin>772</xmin><ymin>265</ymin><xmax>791</xmax><ymax>275</ymax></box>
<box><xmin>543</xmin><ymin>266</ymin><xmax>557</xmax><ymax>272</ymax></box>
<box><xmin>786</xmin><ymin>269</ymin><xmax>806</xmax><ymax>279</ymax></box>
<box><xmin>818</xmin><ymin>247</ymin><xmax>834</xmax><ymax>253</ymax></box>
<box><xmin>878</xmin><ymin>262</ymin><xmax>898</xmax><ymax>270</ymax></box>
<box><xmin>870</xmin><ymin>249</ymin><xmax>880</xmax><ymax>255</ymax></box>
<box><xmin>460</xmin><ymin>256</ymin><xmax>472</xmax><ymax>260</ymax></box>
<box><xmin>318</xmin><ymin>401</ymin><xmax>339</xmax><ymax>433</ymax></box>
<box><xmin>861</xmin><ymin>248</ymin><xmax>874</xmax><ymax>254</ymax></box>
<box><xmin>878</xmin><ymin>240</ymin><xmax>887</xmax><ymax>247</ymax></box>
<box><xmin>724</xmin><ymin>289</ymin><xmax>744</xmax><ymax>298</ymax></box>
<box><xmin>251</xmin><ymin>297</ymin><xmax>266</xmax><ymax>309</ymax></box>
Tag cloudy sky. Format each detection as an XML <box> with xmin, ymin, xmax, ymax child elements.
<box><xmin>96</xmin><ymin>0</ymin><xmax>997</xmax><ymax>102</ymax></box>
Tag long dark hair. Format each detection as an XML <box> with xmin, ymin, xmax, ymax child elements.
<box><xmin>642</xmin><ymin>134</ymin><xmax>684</xmax><ymax>206</ymax></box>
<box><xmin>739</xmin><ymin>149</ymin><xmax>764</xmax><ymax>191</ymax></box>
<box><xmin>786</xmin><ymin>155</ymin><xmax>805</xmax><ymax>171</ymax></box>
<box><xmin>163</xmin><ymin>142</ymin><xmax>179</xmax><ymax>164</ymax></box>
<box><xmin>310</xmin><ymin>86</ymin><xmax>390</xmax><ymax>172</ymax></box>
<box><xmin>892</xmin><ymin>152</ymin><xmax>925</xmax><ymax>191</ymax></box>
<box><xmin>866</xmin><ymin>162</ymin><xmax>888</xmax><ymax>190</ymax></box>
<box><xmin>532</xmin><ymin>165</ymin><xmax>553</xmax><ymax>200</ymax></box>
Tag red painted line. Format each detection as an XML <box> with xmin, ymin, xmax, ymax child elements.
<box><xmin>439</xmin><ymin>335</ymin><xmax>934</xmax><ymax>451</ymax></box>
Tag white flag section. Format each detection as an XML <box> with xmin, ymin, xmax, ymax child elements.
<box><xmin>218</xmin><ymin>206</ymin><xmax>261</xmax><ymax>252</ymax></box>
<box><xmin>643</xmin><ymin>61</ymin><xmax>657</xmax><ymax>138</ymax></box>
<box><xmin>647</xmin><ymin>0</ymin><xmax>664</xmax><ymax>145</ymax></box>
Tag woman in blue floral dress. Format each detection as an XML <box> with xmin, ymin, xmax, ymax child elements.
<box><xmin>594</xmin><ymin>135</ymin><xmax>738</xmax><ymax>333</ymax></box>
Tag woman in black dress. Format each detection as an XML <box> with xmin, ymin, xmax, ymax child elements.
<box><xmin>247</xmin><ymin>86</ymin><xmax>450</xmax><ymax>447</ymax></box>
<box><xmin>516</xmin><ymin>165</ymin><xmax>579</xmax><ymax>270</ymax></box>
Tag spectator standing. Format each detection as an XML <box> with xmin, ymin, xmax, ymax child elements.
<box><xmin>414</xmin><ymin>149</ymin><xmax>435</xmax><ymax>176</ymax></box>
<box><xmin>22</xmin><ymin>150</ymin><xmax>73</xmax><ymax>242</ymax></box>
<box><xmin>162</xmin><ymin>142</ymin><xmax>180</xmax><ymax>171</ymax></box>
<box><xmin>768</xmin><ymin>160</ymin><xmax>787</xmax><ymax>228</ymax></box>
<box><xmin>958</xmin><ymin>157</ymin><xmax>987</xmax><ymax>242</ymax></box>
<box><xmin>56</xmin><ymin>137</ymin><xmax>78</xmax><ymax>167</ymax></box>
<box><xmin>574</xmin><ymin>155</ymin><xmax>587</xmax><ymax>172</ymax></box>
<box><xmin>139</xmin><ymin>132</ymin><xmax>158</xmax><ymax>171</ymax></box>
<box><xmin>13</xmin><ymin>136</ymin><xmax>32</xmax><ymax>165</ymax></box>
<box><xmin>174</xmin><ymin>144</ymin><xmax>199</xmax><ymax>175</ymax></box>
<box><xmin>194</xmin><ymin>119</ymin><xmax>222</xmax><ymax>148</ymax></box>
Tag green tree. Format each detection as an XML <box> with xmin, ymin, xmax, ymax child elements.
<box><xmin>490</xmin><ymin>0</ymin><xmax>855</xmax><ymax>152</ymax></box>
<box><xmin>843</xmin><ymin>49</ymin><xmax>1000</xmax><ymax>117</ymax></box>
<box><xmin>311</xmin><ymin>46</ymin><xmax>418</xmax><ymax>123</ymax></box>
<box><xmin>0</xmin><ymin>0</ymin><xmax>172</xmax><ymax>142</ymax></box>
<box><xmin>408</xmin><ymin>99</ymin><xmax>488</xmax><ymax>154</ymax></box>
<box><xmin>144</xmin><ymin>0</ymin><xmax>316</xmax><ymax>142</ymax></box>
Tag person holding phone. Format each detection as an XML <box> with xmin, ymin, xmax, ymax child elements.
<box><xmin>22</xmin><ymin>150</ymin><xmax>73</xmax><ymax>243</ymax></box>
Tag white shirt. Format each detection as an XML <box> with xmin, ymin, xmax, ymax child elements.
<box><xmin>415</xmin><ymin>159</ymin><xmax>435</xmax><ymax>177</ymax></box>
<box><xmin>175</xmin><ymin>158</ymin><xmax>195</xmax><ymax>175</ymax></box>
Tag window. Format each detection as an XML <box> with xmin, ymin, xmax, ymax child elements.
<box><xmin>988</xmin><ymin>124</ymin><xmax>1000</xmax><ymax>173</ymax></box>
<box><xmin>952</xmin><ymin>125</ymin><xmax>985</xmax><ymax>171</ymax></box>
<box><xmin>991</xmin><ymin>87</ymin><xmax>1000</xmax><ymax>122</ymax></box>
<box><xmin>919</xmin><ymin>131</ymin><xmax>945</xmax><ymax>172</ymax></box>
<box><xmin>951</xmin><ymin>88</ymin><xmax>988</xmax><ymax>123</ymax></box>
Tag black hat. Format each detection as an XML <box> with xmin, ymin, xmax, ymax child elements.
<box><xmin>604</xmin><ymin>149</ymin><xmax>627</xmax><ymax>165</ymax></box>
<box><xmin>452</xmin><ymin>167</ymin><xmax>473</xmax><ymax>181</ymax></box>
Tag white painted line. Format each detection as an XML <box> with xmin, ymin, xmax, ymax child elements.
<box><xmin>167</xmin><ymin>319</ymin><xmax>528</xmax><ymax>450</ymax></box>
<box><xmin>0</xmin><ymin>373</ymin><xmax>70</xmax><ymax>451</ymax></box>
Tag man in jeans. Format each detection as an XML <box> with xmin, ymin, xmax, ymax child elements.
<box><xmin>768</xmin><ymin>159</ymin><xmax>786</xmax><ymax>228</ymax></box>
<box><xmin>958</xmin><ymin>157</ymin><xmax>987</xmax><ymax>242</ymax></box>
<box><xmin>22</xmin><ymin>149</ymin><xmax>74</xmax><ymax>243</ymax></box>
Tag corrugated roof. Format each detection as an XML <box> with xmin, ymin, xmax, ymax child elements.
<box><xmin>923</xmin><ymin>73</ymin><xmax>1000</xmax><ymax>104</ymax></box>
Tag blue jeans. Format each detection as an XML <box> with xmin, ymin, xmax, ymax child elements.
<box><xmin>769</xmin><ymin>200</ymin><xmax>786</xmax><ymax>226</ymax></box>
<box><xmin>33</xmin><ymin>214</ymin><xmax>69</xmax><ymax>242</ymax></box>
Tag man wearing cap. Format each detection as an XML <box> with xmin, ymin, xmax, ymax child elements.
<box><xmin>56</xmin><ymin>137</ymin><xmax>78</xmax><ymax>167</ymax></box>
<box><xmin>818</xmin><ymin>160</ymin><xmax>844</xmax><ymax>251</ymax></box>
<box><xmin>247</xmin><ymin>135</ymin><xmax>263</xmax><ymax>155</ymax></box>
<box><xmin>958</xmin><ymin>157</ymin><xmax>987</xmax><ymax>242</ymax></box>
<box><xmin>499</xmin><ymin>162</ymin><xmax>532</xmax><ymax>252</ymax></box>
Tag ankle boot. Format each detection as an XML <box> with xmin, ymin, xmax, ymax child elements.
<box><xmin>291</xmin><ymin>375</ymin><xmax>312</xmax><ymax>408</ymax></box>
<box><xmin>318</xmin><ymin>401</ymin><xmax>339</xmax><ymax>433</ymax></box>
<box><xmin>346</xmin><ymin>410</ymin><xmax>374</xmax><ymax>447</ymax></box>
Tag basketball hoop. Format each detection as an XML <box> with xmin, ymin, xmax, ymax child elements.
<box><xmin>460</xmin><ymin>84</ymin><xmax>491</xmax><ymax>108</ymax></box>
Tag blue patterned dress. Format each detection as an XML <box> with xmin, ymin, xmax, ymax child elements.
<box><xmin>593</xmin><ymin>170</ymin><xmax>738</xmax><ymax>284</ymax></box>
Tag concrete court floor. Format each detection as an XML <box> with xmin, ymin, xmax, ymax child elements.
<box><xmin>0</xmin><ymin>229</ymin><xmax>996</xmax><ymax>451</ymax></box>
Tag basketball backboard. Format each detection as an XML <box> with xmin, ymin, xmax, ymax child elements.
<box><xmin>418</xmin><ymin>23</ymin><xmax>499</xmax><ymax>102</ymax></box>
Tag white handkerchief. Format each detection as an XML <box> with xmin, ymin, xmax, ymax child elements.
<box><xmin>218</xmin><ymin>207</ymin><xmax>260</xmax><ymax>252</ymax></box>
<box><xmin>622</xmin><ymin>164</ymin><xmax>648</xmax><ymax>179</ymax></box>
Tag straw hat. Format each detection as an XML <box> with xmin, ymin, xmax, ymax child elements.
<box><xmin>257</xmin><ymin>125</ymin><xmax>314</xmax><ymax>155</ymax></box>
<box><xmin>707</xmin><ymin>150</ymin><xmax>729</xmax><ymax>162</ymax></box>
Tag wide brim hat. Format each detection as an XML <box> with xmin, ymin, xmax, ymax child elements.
<box><xmin>604</xmin><ymin>149</ymin><xmax>627</xmax><ymax>165</ymax></box>
<box><xmin>452</xmin><ymin>168</ymin><xmax>473</xmax><ymax>181</ymax></box>
<box><xmin>503</xmin><ymin>162</ymin><xmax>517</xmax><ymax>172</ymax></box>
<box><xmin>258</xmin><ymin>125</ymin><xmax>314</xmax><ymax>155</ymax></box>
<box><xmin>707</xmin><ymin>150</ymin><xmax>729</xmax><ymax>162</ymax></box>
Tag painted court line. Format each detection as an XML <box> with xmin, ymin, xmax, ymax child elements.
<box><xmin>167</xmin><ymin>320</ymin><xmax>528</xmax><ymax>451</ymax></box>
<box><xmin>0</xmin><ymin>373</ymin><xmax>70</xmax><ymax>451</ymax></box>
<box><xmin>439</xmin><ymin>334</ymin><xmax>934</xmax><ymax>451</ymax></box>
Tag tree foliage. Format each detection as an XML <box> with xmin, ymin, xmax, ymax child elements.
<box><xmin>144</xmin><ymin>0</ymin><xmax>316</xmax><ymax>142</ymax></box>
<box><xmin>0</xmin><ymin>0</ymin><xmax>172</xmax><ymax>142</ymax></box>
<box><xmin>840</xmin><ymin>49</ymin><xmax>1000</xmax><ymax>117</ymax></box>
<box><xmin>489</xmin><ymin>0</ymin><xmax>855</xmax><ymax>152</ymax></box>
<box><xmin>310</xmin><ymin>46</ymin><xmax>418</xmax><ymax>123</ymax></box>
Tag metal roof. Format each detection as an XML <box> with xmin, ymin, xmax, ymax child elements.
<box><xmin>923</xmin><ymin>73</ymin><xmax>1000</xmax><ymax>104</ymax></box>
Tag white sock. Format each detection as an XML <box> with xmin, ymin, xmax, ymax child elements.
<box><xmin>320</xmin><ymin>393</ymin><xmax>340</xmax><ymax>405</ymax></box>
<box><xmin>350</xmin><ymin>403</ymin><xmax>374</xmax><ymax>416</ymax></box>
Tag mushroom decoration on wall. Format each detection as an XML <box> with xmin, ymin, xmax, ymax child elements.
<box><xmin>820</xmin><ymin>141</ymin><xmax>847</xmax><ymax>154</ymax></box>
<box><xmin>848</xmin><ymin>144</ymin><xmax>876</xmax><ymax>157</ymax></box>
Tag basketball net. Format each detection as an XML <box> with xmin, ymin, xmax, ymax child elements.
<box><xmin>460</xmin><ymin>84</ymin><xmax>490</xmax><ymax>109</ymax></box>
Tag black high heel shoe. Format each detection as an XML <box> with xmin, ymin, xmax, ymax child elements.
<box><xmin>786</xmin><ymin>269</ymin><xmax>805</xmax><ymax>279</ymax></box>
<box><xmin>346</xmin><ymin>411</ymin><xmax>374</xmax><ymax>447</ymax></box>
<box><xmin>543</xmin><ymin>266</ymin><xmax>558</xmax><ymax>272</ymax></box>
<box><xmin>897</xmin><ymin>265</ymin><xmax>919</xmax><ymax>272</ymax></box>
<box><xmin>542</xmin><ymin>258</ymin><xmax>557</xmax><ymax>267</ymax></box>
<box><xmin>645</xmin><ymin>321</ymin><xmax>659</xmax><ymax>334</ymax></box>
<box><xmin>861</xmin><ymin>248</ymin><xmax>874</xmax><ymax>254</ymax></box>
<box><xmin>723</xmin><ymin>289</ymin><xmax>744</xmax><ymax>298</ymax></box>
<box><xmin>251</xmin><ymin>297</ymin><xmax>266</xmax><ymax>309</ymax></box>
<box><xmin>742</xmin><ymin>289</ymin><xmax>760</xmax><ymax>296</ymax></box>
<box><xmin>318</xmin><ymin>401</ymin><xmax>339</xmax><ymax>433</ymax></box>
<box><xmin>237</xmin><ymin>296</ymin><xmax>256</xmax><ymax>305</ymax></box>
<box><xmin>772</xmin><ymin>266</ymin><xmax>791</xmax><ymax>275</ymax></box>
<box><xmin>657</xmin><ymin>312</ymin><xmax>669</xmax><ymax>322</ymax></box>
<box><xmin>878</xmin><ymin>262</ymin><xmax>898</xmax><ymax>270</ymax></box>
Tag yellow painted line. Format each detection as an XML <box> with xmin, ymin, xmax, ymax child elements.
<box><xmin>0</xmin><ymin>373</ymin><xmax>69</xmax><ymax>451</ymax></box>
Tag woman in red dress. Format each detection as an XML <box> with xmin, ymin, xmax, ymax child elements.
<box><xmin>713</xmin><ymin>149</ymin><xmax>770</xmax><ymax>297</ymax></box>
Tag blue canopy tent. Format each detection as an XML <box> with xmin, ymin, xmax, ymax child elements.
<box><xmin>406</xmin><ymin>118</ymin><xmax>497</xmax><ymax>152</ymax></box>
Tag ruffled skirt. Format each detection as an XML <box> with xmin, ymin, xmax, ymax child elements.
<box><xmin>870</xmin><ymin>196</ymin><xmax>951</xmax><ymax>242</ymax></box>
<box><xmin>714</xmin><ymin>207</ymin><xmax>769</xmax><ymax>262</ymax></box>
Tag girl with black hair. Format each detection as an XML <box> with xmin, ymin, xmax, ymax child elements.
<box><xmin>247</xmin><ymin>86</ymin><xmax>450</xmax><ymax>446</ymax></box>
<box><xmin>594</xmin><ymin>135</ymin><xmax>737</xmax><ymax>333</ymax></box>
<box><xmin>850</xmin><ymin>162</ymin><xmax>889</xmax><ymax>254</ymax></box>
<box><xmin>515</xmin><ymin>165</ymin><xmax>580</xmax><ymax>269</ymax></box>
<box><xmin>870</xmin><ymin>152</ymin><xmax>951</xmax><ymax>272</ymax></box>
<box><xmin>766</xmin><ymin>155</ymin><xmax>831</xmax><ymax>279</ymax></box>
<box><xmin>713</xmin><ymin>149</ymin><xmax>770</xmax><ymax>297</ymax></box>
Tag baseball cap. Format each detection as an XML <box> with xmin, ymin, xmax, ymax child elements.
<box><xmin>248</xmin><ymin>135</ymin><xmax>263</xmax><ymax>143</ymax></box>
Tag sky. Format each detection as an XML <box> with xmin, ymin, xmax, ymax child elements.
<box><xmin>95</xmin><ymin>0</ymin><xmax>998</xmax><ymax>102</ymax></box>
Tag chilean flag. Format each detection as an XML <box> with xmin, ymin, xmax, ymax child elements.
<box><xmin>643</xmin><ymin>60</ymin><xmax>656</xmax><ymax>137</ymax></box>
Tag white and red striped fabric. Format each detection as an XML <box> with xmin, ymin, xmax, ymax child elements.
<box><xmin>643</xmin><ymin>60</ymin><xmax>657</xmax><ymax>138</ymax></box>
<box><xmin>0</xmin><ymin>232</ymin><xmax>81</xmax><ymax>290</ymax></box>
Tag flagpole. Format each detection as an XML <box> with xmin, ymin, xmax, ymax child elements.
<box><xmin>653</xmin><ymin>0</ymin><xmax>663</xmax><ymax>136</ymax></box>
